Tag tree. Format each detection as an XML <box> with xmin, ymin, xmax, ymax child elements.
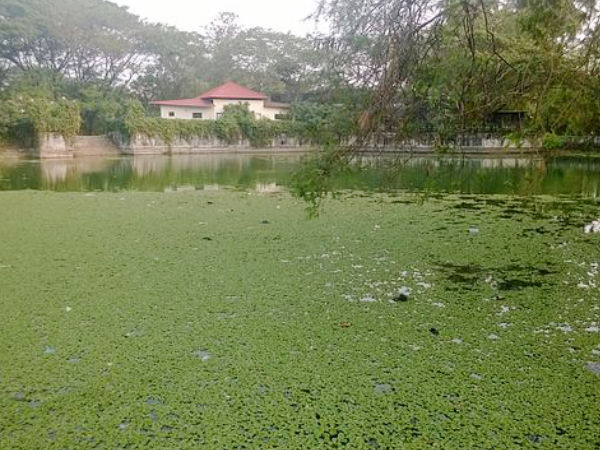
<box><xmin>202</xmin><ymin>12</ymin><xmax>323</xmax><ymax>100</ymax></box>
<box><xmin>0</xmin><ymin>0</ymin><xmax>149</xmax><ymax>86</ymax></box>
<box><xmin>131</xmin><ymin>25</ymin><xmax>209</xmax><ymax>103</ymax></box>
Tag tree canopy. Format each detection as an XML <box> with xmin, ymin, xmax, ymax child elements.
<box><xmin>0</xmin><ymin>0</ymin><xmax>599</xmax><ymax>146</ymax></box>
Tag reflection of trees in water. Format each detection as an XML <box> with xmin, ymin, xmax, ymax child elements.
<box><xmin>333</xmin><ymin>155</ymin><xmax>600</xmax><ymax>196</ymax></box>
<box><xmin>1</xmin><ymin>154</ymin><xmax>599</xmax><ymax>196</ymax></box>
<box><xmin>519</xmin><ymin>158</ymin><xmax>547</xmax><ymax>196</ymax></box>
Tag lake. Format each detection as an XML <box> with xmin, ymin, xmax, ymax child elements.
<box><xmin>1</xmin><ymin>153</ymin><xmax>600</xmax><ymax>196</ymax></box>
<box><xmin>2</xmin><ymin>152</ymin><xmax>600</xmax><ymax>449</ymax></box>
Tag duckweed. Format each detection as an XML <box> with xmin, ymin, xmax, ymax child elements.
<box><xmin>0</xmin><ymin>190</ymin><xmax>599</xmax><ymax>449</ymax></box>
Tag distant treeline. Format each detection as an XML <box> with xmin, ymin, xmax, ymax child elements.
<box><xmin>1</xmin><ymin>0</ymin><xmax>599</xmax><ymax>150</ymax></box>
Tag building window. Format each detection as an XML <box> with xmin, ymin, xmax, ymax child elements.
<box><xmin>168</xmin><ymin>111</ymin><xmax>175</xmax><ymax>117</ymax></box>
<box><xmin>192</xmin><ymin>112</ymin><xmax>203</xmax><ymax>119</ymax></box>
<box><xmin>216</xmin><ymin>113</ymin><xmax>223</xmax><ymax>119</ymax></box>
<box><xmin>274</xmin><ymin>113</ymin><xmax>289</xmax><ymax>120</ymax></box>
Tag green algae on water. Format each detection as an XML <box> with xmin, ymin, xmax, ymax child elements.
<box><xmin>0</xmin><ymin>191</ymin><xmax>599</xmax><ymax>449</ymax></box>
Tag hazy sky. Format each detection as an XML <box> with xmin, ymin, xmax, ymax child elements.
<box><xmin>112</xmin><ymin>0</ymin><xmax>324</xmax><ymax>36</ymax></box>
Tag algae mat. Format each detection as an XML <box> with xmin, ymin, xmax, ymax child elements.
<box><xmin>0</xmin><ymin>191</ymin><xmax>599</xmax><ymax>449</ymax></box>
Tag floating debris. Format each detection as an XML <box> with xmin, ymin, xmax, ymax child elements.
<box><xmin>44</xmin><ymin>346</ymin><xmax>55</xmax><ymax>354</ymax></box>
<box><xmin>339</xmin><ymin>322</ymin><xmax>352</xmax><ymax>328</ymax></box>
<box><xmin>429</xmin><ymin>327</ymin><xmax>439</xmax><ymax>336</ymax></box>
<box><xmin>392</xmin><ymin>286</ymin><xmax>411</xmax><ymax>302</ymax></box>
<box><xmin>194</xmin><ymin>350</ymin><xmax>212</xmax><ymax>362</ymax></box>
<box><xmin>374</xmin><ymin>383</ymin><xmax>392</xmax><ymax>394</ymax></box>
<box><xmin>526</xmin><ymin>434</ymin><xmax>544</xmax><ymax>444</ymax></box>
<box><xmin>360</xmin><ymin>296</ymin><xmax>377</xmax><ymax>303</ymax></box>
<box><xmin>488</xmin><ymin>333</ymin><xmax>500</xmax><ymax>341</ymax></box>
<box><xmin>468</xmin><ymin>227</ymin><xmax>480</xmax><ymax>235</ymax></box>
<box><xmin>585</xmin><ymin>362</ymin><xmax>600</xmax><ymax>375</ymax></box>
<box><xmin>584</xmin><ymin>220</ymin><xmax>600</xmax><ymax>233</ymax></box>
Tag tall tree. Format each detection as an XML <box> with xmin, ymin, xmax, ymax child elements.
<box><xmin>0</xmin><ymin>0</ymin><xmax>149</xmax><ymax>86</ymax></box>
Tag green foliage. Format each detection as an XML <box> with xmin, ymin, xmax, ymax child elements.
<box><xmin>289</xmin><ymin>102</ymin><xmax>357</xmax><ymax>146</ymax></box>
<box><xmin>0</xmin><ymin>0</ymin><xmax>147</xmax><ymax>85</ymax></box>
<box><xmin>290</xmin><ymin>148</ymin><xmax>351</xmax><ymax>216</ymax></box>
<box><xmin>315</xmin><ymin>0</ymin><xmax>600</xmax><ymax>140</ymax></box>
<box><xmin>116</xmin><ymin>102</ymin><xmax>292</xmax><ymax>148</ymax></box>
<box><xmin>0</xmin><ymin>70</ymin><xmax>138</xmax><ymax>141</ymax></box>
<box><xmin>0</xmin><ymin>93</ymin><xmax>80</xmax><ymax>144</ymax></box>
<box><xmin>77</xmin><ymin>84</ymin><xmax>135</xmax><ymax>135</ymax></box>
<box><xmin>0</xmin><ymin>0</ymin><xmax>322</xmax><ymax>105</ymax></box>
<box><xmin>117</xmin><ymin>101</ymin><xmax>218</xmax><ymax>144</ymax></box>
<box><xmin>542</xmin><ymin>132</ymin><xmax>567</xmax><ymax>150</ymax></box>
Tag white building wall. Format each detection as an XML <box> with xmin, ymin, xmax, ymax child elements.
<box><xmin>159</xmin><ymin>106</ymin><xmax>213</xmax><ymax>120</ymax></box>
<box><xmin>212</xmin><ymin>99</ymin><xmax>288</xmax><ymax>120</ymax></box>
<box><xmin>160</xmin><ymin>101</ymin><xmax>288</xmax><ymax>120</ymax></box>
<box><xmin>212</xmin><ymin>99</ymin><xmax>265</xmax><ymax>118</ymax></box>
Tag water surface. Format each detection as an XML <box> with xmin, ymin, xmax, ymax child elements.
<box><xmin>0</xmin><ymin>153</ymin><xmax>599</xmax><ymax>197</ymax></box>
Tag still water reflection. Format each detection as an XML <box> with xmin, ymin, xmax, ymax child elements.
<box><xmin>0</xmin><ymin>153</ymin><xmax>599</xmax><ymax>197</ymax></box>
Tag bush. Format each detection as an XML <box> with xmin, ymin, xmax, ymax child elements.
<box><xmin>115</xmin><ymin>102</ymin><xmax>295</xmax><ymax>148</ymax></box>
<box><xmin>0</xmin><ymin>95</ymin><xmax>81</xmax><ymax>145</ymax></box>
<box><xmin>542</xmin><ymin>132</ymin><xmax>567</xmax><ymax>150</ymax></box>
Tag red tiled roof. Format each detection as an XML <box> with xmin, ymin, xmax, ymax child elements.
<box><xmin>150</xmin><ymin>82</ymin><xmax>288</xmax><ymax>107</ymax></box>
<box><xmin>150</xmin><ymin>97</ymin><xmax>213</xmax><ymax>108</ymax></box>
<box><xmin>198</xmin><ymin>81</ymin><xmax>268</xmax><ymax>100</ymax></box>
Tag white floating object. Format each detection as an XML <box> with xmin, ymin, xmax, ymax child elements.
<box><xmin>584</xmin><ymin>220</ymin><xmax>600</xmax><ymax>233</ymax></box>
<box><xmin>194</xmin><ymin>350</ymin><xmax>212</xmax><ymax>361</ymax></box>
<box><xmin>65</xmin><ymin>306</ymin><xmax>72</xmax><ymax>312</ymax></box>
<box><xmin>469</xmin><ymin>227</ymin><xmax>479</xmax><ymax>235</ymax></box>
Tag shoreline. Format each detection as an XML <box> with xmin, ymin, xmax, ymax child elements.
<box><xmin>0</xmin><ymin>145</ymin><xmax>588</xmax><ymax>160</ymax></box>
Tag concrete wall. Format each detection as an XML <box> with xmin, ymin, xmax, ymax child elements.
<box><xmin>71</xmin><ymin>136</ymin><xmax>120</xmax><ymax>157</ymax></box>
<box><xmin>38</xmin><ymin>133</ymin><xmax>73</xmax><ymax>158</ymax></box>
<box><xmin>36</xmin><ymin>134</ymin><xmax>120</xmax><ymax>158</ymax></box>
<box><xmin>111</xmin><ymin>132</ymin><xmax>308</xmax><ymax>155</ymax></box>
<box><xmin>362</xmin><ymin>133</ymin><xmax>537</xmax><ymax>153</ymax></box>
<box><xmin>26</xmin><ymin>131</ymin><xmax>548</xmax><ymax>158</ymax></box>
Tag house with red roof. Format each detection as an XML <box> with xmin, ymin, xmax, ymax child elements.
<box><xmin>150</xmin><ymin>81</ymin><xmax>290</xmax><ymax>121</ymax></box>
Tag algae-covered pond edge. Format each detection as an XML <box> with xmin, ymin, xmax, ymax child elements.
<box><xmin>0</xmin><ymin>190</ymin><xmax>599</xmax><ymax>449</ymax></box>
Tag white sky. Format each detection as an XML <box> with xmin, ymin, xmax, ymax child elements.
<box><xmin>112</xmin><ymin>0</ymin><xmax>324</xmax><ymax>36</ymax></box>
